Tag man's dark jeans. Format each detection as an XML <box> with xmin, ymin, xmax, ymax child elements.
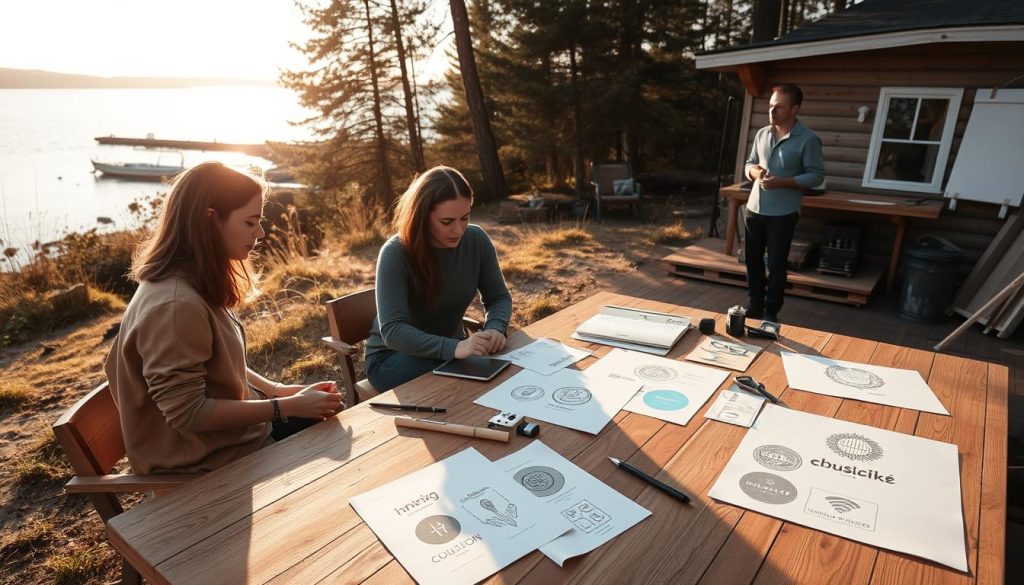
<box><xmin>743</xmin><ymin>208</ymin><xmax>799</xmax><ymax>314</ymax></box>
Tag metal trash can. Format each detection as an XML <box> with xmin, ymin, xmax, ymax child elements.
<box><xmin>897</xmin><ymin>235</ymin><xmax>961</xmax><ymax>323</ymax></box>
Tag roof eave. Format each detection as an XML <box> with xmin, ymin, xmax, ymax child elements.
<box><xmin>696</xmin><ymin>24</ymin><xmax>1024</xmax><ymax>71</ymax></box>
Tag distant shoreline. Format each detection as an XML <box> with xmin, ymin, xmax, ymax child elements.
<box><xmin>0</xmin><ymin>67</ymin><xmax>276</xmax><ymax>89</ymax></box>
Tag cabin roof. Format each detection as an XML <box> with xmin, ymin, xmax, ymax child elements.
<box><xmin>697</xmin><ymin>0</ymin><xmax>1024</xmax><ymax>70</ymax></box>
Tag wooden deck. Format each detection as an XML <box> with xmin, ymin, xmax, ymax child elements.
<box><xmin>660</xmin><ymin>238</ymin><xmax>884</xmax><ymax>305</ymax></box>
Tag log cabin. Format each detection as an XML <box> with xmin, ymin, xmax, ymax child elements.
<box><xmin>668</xmin><ymin>0</ymin><xmax>1024</xmax><ymax>308</ymax></box>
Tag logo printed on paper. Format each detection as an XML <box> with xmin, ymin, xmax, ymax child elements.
<box><xmin>753</xmin><ymin>444</ymin><xmax>803</xmax><ymax>471</ymax></box>
<box><xmin>825</xmin><ymin>496</ymin><xmax>861</xmax><ymax>513</ymax></box>
<box><xmin>642</xmin><ymin>389</ymin><xmax>690</xmax><ymax>411</ymax></box>
<box><xmin>553</xmin><ymin>386</ymin><xmax>592</xmax><ymax>405</ymax></box>
<box><xmin>511</xmin><ymin>385</ymin><xmax>545</xmax><ymax>401</ymax></box>
<box><xmin>825</xmin><ymin>366</ymin><xmax>885</xmax><ymax>389</ymax></box>
<box><xmin>634</xmin><ymin>364</ymin><xmax>677</xmax><ymax>382</ymax></box>
<box><xmin>738</xmin><ymin>472</ymin><xmax>798</xmax><ymax>504</ymax></box>
<box><xmin>826</xmin><ymin>433</ymin><xmax>884</xmax><ymax>462</ymax></box>
<box><xmin>414</xmin><ymin>515</ymin><xmax>462</xmax><ymax>545</ymax></box>
<box><xmin>804</xmin><ymin>487</ymin><xmax>878</xmax><ymax>531</ymax></box>
<box><xmin>561</xmin><ymin>500</ymin><xmax>611</xmax><ymax>534</ymax></box>
<box><xmin>513</xmin><ymin>465</ymin><xmax>566</xmax><ymax>497</ymax></box>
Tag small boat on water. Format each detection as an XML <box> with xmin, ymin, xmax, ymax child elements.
<box><xmin>91</xmin><ymin>151</ymin><xmax>185</xmax><ymax>181</ymax></box>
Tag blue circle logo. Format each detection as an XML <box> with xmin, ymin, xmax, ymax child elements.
<box><xmin>643</xmin><ymin>389</ymin><xmax>689</xmax><ymax>411</ymax></box>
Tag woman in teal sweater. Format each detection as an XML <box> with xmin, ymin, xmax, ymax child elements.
<box><xmin>365</xmin><ymin>166</ymin><xmax>513</xmax><ymax>391</ymax></box>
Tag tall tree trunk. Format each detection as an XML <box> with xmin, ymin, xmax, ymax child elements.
<box><xmin>449</xmin><ymin>0</ymin><xmax>507</xmax><ymax>201</ymax></box>
<box><xmin>409</xmin><ymin>38</ymin><xmax>426</xmax><ymax>168</ymax></box>
<box><xmin>568</xmin><ymin>45</ymin><xmax>585</xmax><ymax>195</ymax></box>
<box><xmin>541</xmin><ymin>52</ymin><xmax>560</xmax><ymax>186</ymax></box>
<box><xmin>388</xmin><ymin>0</ymin><xmax>425</xmax><ymax>171</ymax></box>
<box><xmin>752</xmin><ymin>0</ymin><xmax>782</xmax><ymax>43</ymax></box>
<box><xmin>362</xmin><ymin>0</ymin><xmax>394</xmax><ymax>207</ymax></box>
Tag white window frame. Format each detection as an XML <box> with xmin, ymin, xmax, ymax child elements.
<box><xmin>862</xmin><ymin>87</ymin><xmax>963</xmax><ymax>193</ymax></box>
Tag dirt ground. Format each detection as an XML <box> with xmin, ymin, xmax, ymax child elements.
<box><xmin>0</xmin><ymin>200</ymin><xmax>705</xmax><ymax>584</ymax></box>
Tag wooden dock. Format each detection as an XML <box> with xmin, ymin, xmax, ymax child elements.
<box><xmin>659</xmin><ymin>238</ymin><xmax>883</xmax><ymax>306</ymax></box>
<box><xmin>94</xmin><ymin>136</ymin><xmax>272</xmax><ymax>157</ymax></box>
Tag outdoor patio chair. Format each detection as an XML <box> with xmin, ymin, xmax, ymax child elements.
<box><xmin>53</xmin><ymin>381</ymin><xmax>199</xmax><ymax>585</ymax></box>
<box><xmin>590</xmin><ymin>162</ymin><xmax>643</xmax><ymax>221</ymax></box>
<box><xmin>322</xmin><ymin>288</ymin><xmax>482</xmax><ymax>405</ymax></box>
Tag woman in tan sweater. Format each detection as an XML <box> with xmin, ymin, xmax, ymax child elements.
<box><xmin>104</xmin><ymin>162</ymin><xmax>343</xmax><ymax>474</ymax></box>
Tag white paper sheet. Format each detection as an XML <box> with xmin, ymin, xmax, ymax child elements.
<box><xmin>350</xmin><ymin>448</ymin><xmax>573</xmax><ymax>585</ymax></box>
<box><xmin>474</xmin><ymin>368</ymin><xmax>640</xmax><ymax>434</ymax></box>
<box><xmin>709</xmin><ymin>405</ymin><xmax>967</xmax><ymax>572</ymax></box>
<box><xmin>780</xmin><ymin>352</ymin><xmax>949</xmax><ymax>415</ymax></box>
<box><xmin>685</xmin><ymin>335</ymin><xmax>763</xmax><ymax>372</ymax></box>
<box><xmin>704</xmin><ymin>385</ymin><xmax>767</xmax><ymax>427</ymax></box>
<box><xmin>570</xmin><ymin>332</ymin><xmax>671</xmax><ymax>355</ymax></box>
<box><xmin>496</xmin><ymin>441</ymin><xmax>651</xmax><ymax>566</ymax></box>
<box><xmin>500</xmin><ymin>338</ymin><xmax>592</xmax><ymax>376</ymax></box>
<box><xmin>584</xmin><ymin>348</ymin><xmax>728</xmax><ymax>426</ymax></box>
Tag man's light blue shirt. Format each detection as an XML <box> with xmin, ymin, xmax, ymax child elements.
<box><xmin>744</xmin><ymin>120</ymin><xmax>825</xmax><ymax>216</ymax></box>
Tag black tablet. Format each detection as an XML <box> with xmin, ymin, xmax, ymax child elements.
<box><xmin>432</xmin><ymin>356</ymin><xmax>510</xmax><ymax>381</ymax></box>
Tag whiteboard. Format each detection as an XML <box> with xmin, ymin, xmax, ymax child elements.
<box><xmin>944</xmin><ymin>89</ymin><xmax>1024</xmax><ymax>207</ymax></box>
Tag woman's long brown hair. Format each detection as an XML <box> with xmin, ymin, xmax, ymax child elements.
<box><xmin>131</xmin><ymin>161</ymin><xmax>266</xmax><ymax>307</ymax></box>
<box><xmin>391</xmin><ymin>166</ymin><xmax>473</xmax><ymax>306</ymax></box>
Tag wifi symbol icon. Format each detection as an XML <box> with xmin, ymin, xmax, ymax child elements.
<box><xmin>825</xmin><ymin>496</ymin><xmax>861</xmax><ymax>513</ymax></box>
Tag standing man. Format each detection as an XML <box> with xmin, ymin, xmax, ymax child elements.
<box><xmin>743</xmin><ymin>84</ymin><xmax>824</xmax><ymax>323</ymax></box>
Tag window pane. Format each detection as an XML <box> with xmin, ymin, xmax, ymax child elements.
<box><xmin>883</xmin><ymin>98</ymin><xmax>918</xmax><ymax>139</ymax></box>
<box><xmin>874</xmin><ymin>142</ymin><xmax>940</xmax><ymax>183</ymax></box>
<box><xmin>913</xmin><ymin>98</ymin><xmax>950</xmax><ymax>141</ymax></box>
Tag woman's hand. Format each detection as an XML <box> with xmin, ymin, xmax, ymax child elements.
<box><xmin>454</xmin><ymin>332</ymin><xmax>492</xmax><ymax>358</ymax></box>
<box><xmin>480</xmin><ymin>329</ymin><xmax>507</xmax><ymax>354</ymax></box>
<box><xmin>281</xmin><ymin>382</ymin><xmax>344</xmax><ymax>420</ymax></box>
<box><xmin>274</xmin><ymin>381</ymin><xmax>336</xmax><ymax>397</ymax></box>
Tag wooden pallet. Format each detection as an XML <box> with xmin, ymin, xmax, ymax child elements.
<box><xmin>659</xmin><ymin>239</ymin><xmax>883</xmax><ymax>306</ymax></box>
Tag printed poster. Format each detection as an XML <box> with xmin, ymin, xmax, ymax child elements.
<box><xmin>501</xmin><ymin>338</ymin><xmax>592</xmax><ymax>376</ymax></box>
<box><xmin>350</xmin><ymin>448</ymin><xmax>572</xmax><ymax>585</ymax></box>
<box><xmin>780</xmin><ymin>352</ymin><xmax>949</xmax><ymax>415</ymax></box>
<box><xmin>584</xmin><ymin>348</ymin><xmax>728</xmax><ymax>426</ymax></box>
<box><xmin>474</xmin><ymin>368</ymin><xmax>640</xmax><ymax>434</ymax></box>
<box><xmin>497</xmin><ymin>441</ymin><xmax>651</xmax><ymax>566</ymax></box>
<box><xmin>709</xmin><ymin>405</ymin><xmax>967</xmax><ymax>572</ymax></box>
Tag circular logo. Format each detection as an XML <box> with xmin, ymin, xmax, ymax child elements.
<box><xmin>738</xmin><ymin>472</ymin><xmax>798</xmax><ymax>505</ymax></box>
<box><xmin>513</xmin><ymin>465</ymin><xmax>566</xmax><ymax>497</ymax></box>
<box><xmin>642</xmin><ymin>389</ymin><xmax>690</xmax><ymax>411</ymax></box>
<box><xmin>414</xmin><ymin>515</ymin><xmax>461</xmax><ymax>545</ymax></box>
<box><xmin>825</xmin><ymin>366</ymin><xmax>884</xmax><ymax>389</ymax></box>
<box><xmin>752</xmin><ymin>444</ymin><xmax>803</xmax><ymax>471</ymax></box>
<box><xmin>826</xmin><ymin>433</ymin><xmax>884</xmax><ymax>461</ymax></box>
<box><xmin>634</xmin><ymin>364</ymin><xmax>677</xmax><ymax>382</ymax></box>
<box><xmin>553</xmin><ymin>387</ymin><xmax>592</xmax><ymax>405</ymax></box>
<box><xmin>511</xmin><ymin>385</ymin><xmax>545</xmax><ymax>401</ymax></box>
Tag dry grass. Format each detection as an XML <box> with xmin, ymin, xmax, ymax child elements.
<box><xmin>650</xmin><ymin>221</ymin><xmax>703</xmax><ymax>245</ymax></box>
<box><xmin>0</xmin><ymin>379</ymin><xmax>33</xmax><ymax>410</ymax></box>
<box><xmin>47</xmin><ymin>544</ymin><xmax>106</xmax><ymax>585</ymax></box>
<box><xmin>9</xmin><ymin>435</ymin><xmax>71</xmax><ymax>486</ymax></box>
<box><xmin>521</xmin><ymin>297</ymin><xmax>566</xmax><ymax>323</ymax></box>
<box><xmin>0</xmin><ymin>285</ymin><xmax>125</xmax><ymax>348</ymax></box>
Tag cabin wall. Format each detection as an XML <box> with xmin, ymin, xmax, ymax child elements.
<box><xmin>731</xmin><ymin>41</ymin><xmax>1024</xmax><ymax>280</ymax></box>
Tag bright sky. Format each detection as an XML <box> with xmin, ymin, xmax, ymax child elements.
<box><xmin>0</xmin><ymin>1</ymin><xmax>316</xmax><ymax>80</ymax></box>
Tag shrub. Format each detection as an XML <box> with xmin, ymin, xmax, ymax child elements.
<box><xmin>0</xmin><ymin>379</ymin><xmax>33</xmax><ymax>410</ymax></box>
<box><xmin>0</xmin><ymin>285</ymin><xmax>124</xmax><ymax>348</ymax></box>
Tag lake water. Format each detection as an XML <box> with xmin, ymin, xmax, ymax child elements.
<box><xmin>0</xmin><ymin>86</ymin><xmax>315</xmax><ymax>258</ymax></box>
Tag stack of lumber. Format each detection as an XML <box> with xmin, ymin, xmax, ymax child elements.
<box><xmin>952</xmin><ymin>209</ymin><xmax>1024</xmax><ymax>338</ymax></box>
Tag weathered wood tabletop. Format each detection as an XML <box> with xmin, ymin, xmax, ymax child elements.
<box><xmin>106</xmin><ymin>291</ymin><xmax>1007</xmax><ymax>585</ymax></box>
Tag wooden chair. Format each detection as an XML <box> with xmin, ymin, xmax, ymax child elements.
<box><xmin>322</xmin><ymin>288</ymin><xmax>481</xmax><ymax>405</ymax></box>
<box><xmin>52</xmin><ymin>381</ymin><xmax>199</xmax><ymax>585</ymax></box>
<box><xmin>590</xmin><ymin>162</ymin><xmax>643</xmax><ymax>221</ymax></box>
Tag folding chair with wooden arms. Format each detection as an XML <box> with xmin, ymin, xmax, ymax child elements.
<box><xmin>322</xmin><ymin>288</ymin><xmax>482</xmax><ymax>406</ymax></box>
<box><xmin>590</xmin><ymin>162</ymin><xmax>643</xmax><ymax>221</ymax></box>
<box><xmin>52</xmin><ymin>381</ymin><xmax>199</xmax><ymax>585</ymax></box>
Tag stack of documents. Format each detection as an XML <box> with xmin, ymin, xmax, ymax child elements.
<box><xmin>571</xmin><ymin>305</ymin><xmax>690</xmax><ymax>355</ymax></box>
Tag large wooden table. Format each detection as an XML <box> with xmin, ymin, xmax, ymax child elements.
<box><xmin>106</xmin><ymin>291</ymin><xmax>1007</xmax><ymax>585</ymax></box>
<box><xmin>721</xmin><ymin>183</ymin><xmax>945</xmax><ymax>291</ymax></box>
